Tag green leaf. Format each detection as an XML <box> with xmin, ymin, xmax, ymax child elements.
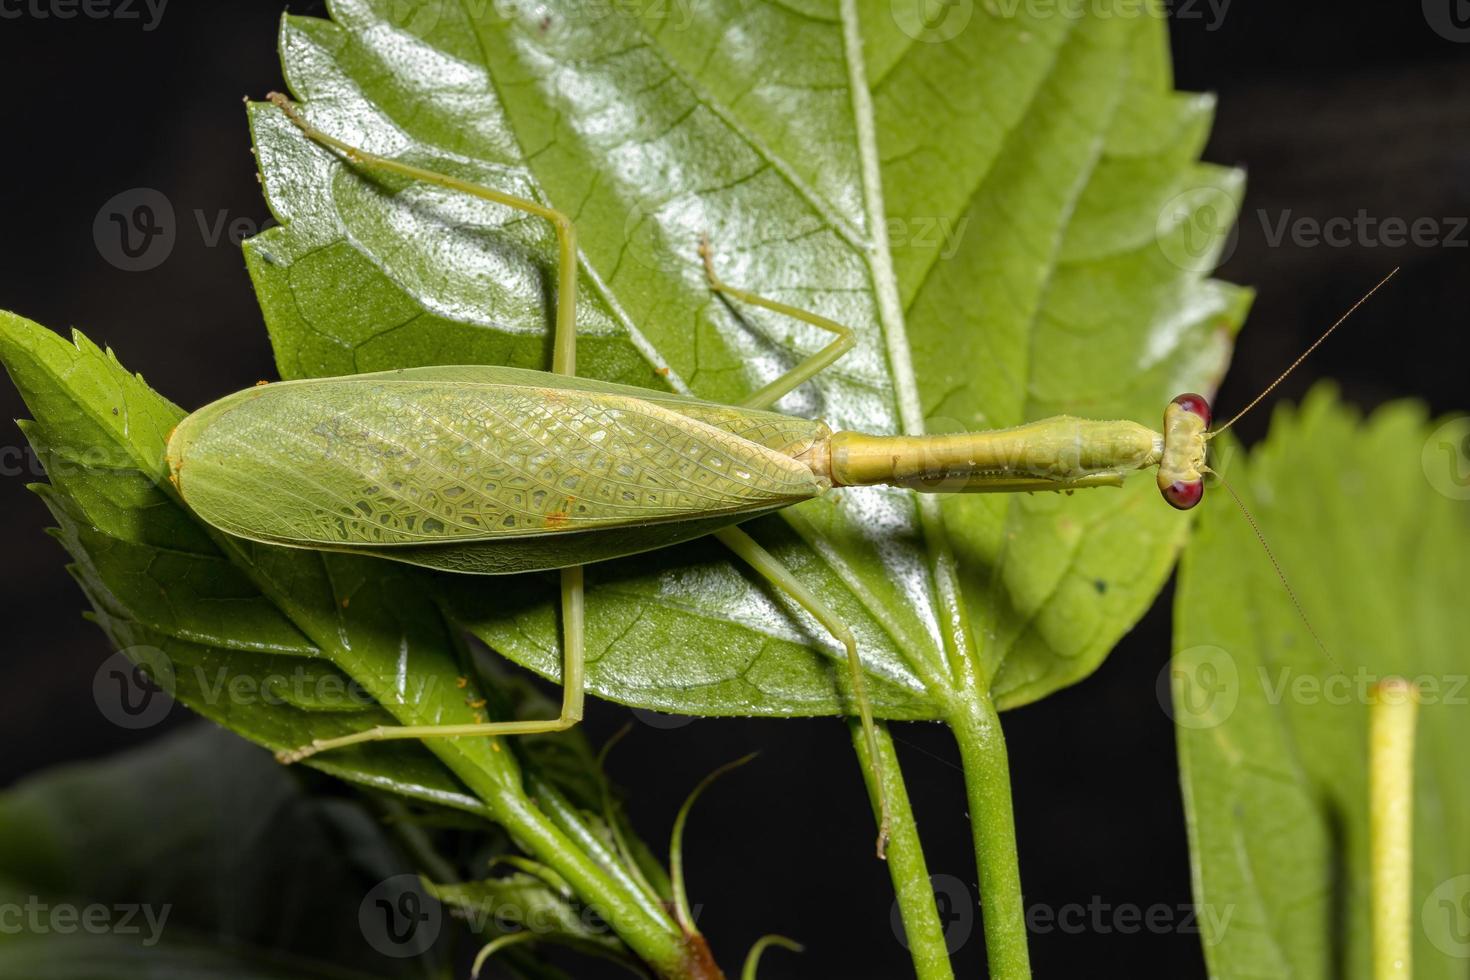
<box><xmin>243</xmin><ymin>0</ymin><xmax>1245</xmax><ymax>720</ymax></box>
<box><xmin>429</xmin><ymin>874</ymin><xmax>631</xmax><ymax>962</ymax></box>
<box><xmin>0</xmin><ymin>309</ymin><xmax>692</xmax><ymax>977</ymax></box>
<box><xmin>1173</xmin><ymin>385</ymin><xmax>1470</xmax><ymax>977</ymax></box>
<box><xmin>0</xmin><ymin>311</ymin><xmax>506</xmax><ymax>812</ymax></box>
<box><xmin>0</xmin><ymin>724</ymin><xmax>441</xmax><ymax>978</ymax></box>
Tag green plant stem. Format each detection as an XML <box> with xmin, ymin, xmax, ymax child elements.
<box><xmin>217</xmin><ymin>542</ymin><xmax>699</xmax><ymax>978</ymax></box>
<box><xmin>950</xmin><ymin>693</ymin><xmax>1031</xmax><ymax>979</ymax></box>
<box><xmin>527</xmin><ymin>773</ymin><xmax>674</xmax><ymax>924</ymax></box>
<box><xmin>452</xmin><ymin>762</ymin><xmax>706</xmax><ymax>979</ymax></box>
<box><xmin>850</xmin><ymin>721</ymin><xmax>955</xmax><ymax>980</ymax></box>
<box><xmin>1369</xmin><ymin>679</ymin><xmax>1418</xmax><ymax>980</ymax></box>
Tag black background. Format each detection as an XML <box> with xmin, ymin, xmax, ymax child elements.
<box><xmin>0</xmin><ymin>3</ymin><xmax>1465</xmax><ymax>978</ymax></box>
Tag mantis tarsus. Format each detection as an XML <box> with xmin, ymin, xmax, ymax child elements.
<box><xmin>166</xmin><ymin>92</ymin><xmax>1395</xmax><ymax>858</ymax></box>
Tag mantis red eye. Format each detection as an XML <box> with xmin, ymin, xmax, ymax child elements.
<box><xmin>1171</xmin><ymin>392</ymin><xmax>1211</xmax><ymax>428</ymax></box>
<box><xmin>1163</xmin><ymin>479</ymin><xmax>1204</xmax><ymax>510</ymax></box>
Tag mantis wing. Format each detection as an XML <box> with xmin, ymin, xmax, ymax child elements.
<box><xmin>167</xmin><ymin>374</ymin><xmax>829</xmax><ymax>574</ymax></box>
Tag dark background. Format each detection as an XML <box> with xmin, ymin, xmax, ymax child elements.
<box><xmin>0</xmin><ymin>3</ymin><xmax>1465</xmax><ymax>978</ymax></box>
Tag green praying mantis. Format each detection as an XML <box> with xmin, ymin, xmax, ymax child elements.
<box><xmin>166</xmin><ymin>93</ymin><xmax>1396</xmax><ymax>858</ymax></box>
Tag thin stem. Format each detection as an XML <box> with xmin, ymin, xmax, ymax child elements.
<box><xmin>850</xmin><ymin>721</ymin><xmax>955</xmax><ymax>980</ymax></box>
<box><xmin>526</xmin><ymin>773</ymin><xmax>675</xmax><ymax>928</ymax></box>
<box><xmin>1370</xmin><ymin>678</ymin><xmax>1419</xmax><ymax>980</ymax></box>
<box><xmin>467</xmin><ymin>774</ymin><xmax>709</xmax><ymax>979</ymax></box>
<box><xmin>949</xmin><ymin>694</ymin><xmax>1031</xmax><ymax>979</ymax></box>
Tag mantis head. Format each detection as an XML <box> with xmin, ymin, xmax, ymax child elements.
<box><xmin>1157</xmin><ymin>393</ymin><xmax>1211</xmax><ymax>510</ymax></box>
<box><xmin>1154</xmin><ymin>269</ymin><xmax>1399</xmax><ymax>512</ymax></box>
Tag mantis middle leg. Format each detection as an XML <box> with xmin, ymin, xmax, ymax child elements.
<box><xmin>698</xmin><ymin>236</ymin><xmax>856</xmax><ymax>411</ymax></box>
<box><xmin>700</xmin><ymin>241</ymin><xmax>889</xmax><ymax>857</ymax></box>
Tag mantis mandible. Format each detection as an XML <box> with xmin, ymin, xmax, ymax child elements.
<box><xmin>166</xmin><ymin>93</ymin><xmax>1395</xmax><ymax>858</ymax></box>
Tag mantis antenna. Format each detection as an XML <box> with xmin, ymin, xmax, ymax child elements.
<box><xmin>1205</xmin><ymin>465</ymin><xmax>1340</xmax><ymax>669</ymax></box>
<box><xmin>1200</xmin><ymin>267</ymin><xmax>1401</xmax><ymax>670</ymax></box>
<box><xmin>1210</xmin><ymin>267</ymin><xmax>1400</xmax><ymax>436</ymax></box>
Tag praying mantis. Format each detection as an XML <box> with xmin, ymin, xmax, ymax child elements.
<box><xmin>166</xmin><ymin>93</ymin><xmax>1395</xmax><ymax>858</ymax></box>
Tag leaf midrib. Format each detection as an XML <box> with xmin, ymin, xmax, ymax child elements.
<box><xmin>436</xmin><ymin>1</ymin><xmax>958</xmax><ymax>693</ymax></box>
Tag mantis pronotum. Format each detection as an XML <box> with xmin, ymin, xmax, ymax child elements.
<box><xmin>166</xmin><ymin>92</ymin><xmax>1395</xmax><ymax>857</ymax></box>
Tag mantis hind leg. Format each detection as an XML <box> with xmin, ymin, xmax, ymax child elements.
<box><xmin>698</xmin><ymin>236</ymin><xmax>855</xmax><ymax>411</ymax></box>
<box><xmin>699</xmin><ymin>244</ymin><xmax>887</xmax><ymax>853</ymax></box>
<box><xmin>712</xmin><ymin>527</ymin><xmax>891</xmax><ymax>858</ymax></box>
<box><xmin>267</xmin><ymin>94</ymin><xmax>588</xmax><ymax>760</ymax></box>
<box><xmin>276</xmin><ymin>566</ymin><xmax>586</xmax><ymax>763</ymax></box>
